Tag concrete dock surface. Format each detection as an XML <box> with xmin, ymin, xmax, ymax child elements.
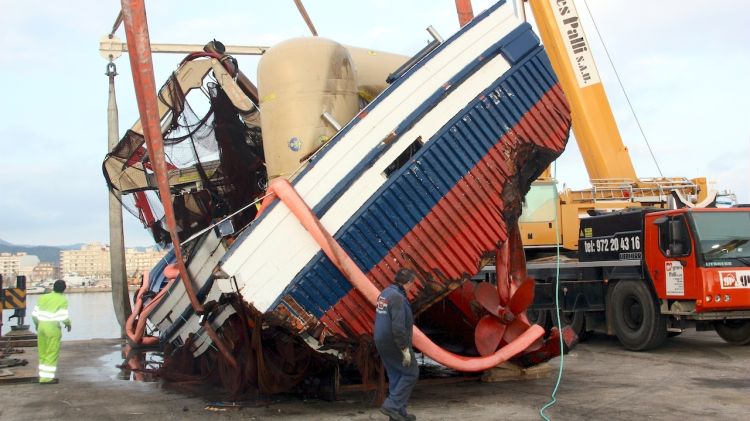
<box><xmin>0</xmin><ymin>330</ymin><xmax>748</xmax><ymax>420</ymax></box>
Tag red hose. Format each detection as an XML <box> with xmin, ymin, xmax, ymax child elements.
<box><xmin>454</xmin><ymin>0</ymin><xmax>475</xmax><ymax>27</ymax></box>
<box><xmin>125</xmin><ymin>271</ymin><xmax>161</xmax><ymax>346</ymax></box>
<box><xmin>266</xmin><ymin>178</ymin><xmax>543</xmax><ymax>372</ymax></box>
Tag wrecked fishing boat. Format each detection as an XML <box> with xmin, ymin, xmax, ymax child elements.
<box><xmin>104</xmin><ymin>1</ymin><xmax>573</xmax><ymax>394</ymax></box>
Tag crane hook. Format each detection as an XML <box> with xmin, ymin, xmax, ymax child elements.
<box><xmin>106</xmin><ymin>61</ymin><xmax>118</xmax><ymax>77</ymax></box>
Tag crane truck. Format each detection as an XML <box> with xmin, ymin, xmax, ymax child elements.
<box><xmin>528</xmin><ymin>206</ymin><xmax>750</xmax><ymax>350</ymax></box>
<box><xmin>498</xmin><ymin>0</ymin><xmax>750</xmax><ymax>350</ymax></box>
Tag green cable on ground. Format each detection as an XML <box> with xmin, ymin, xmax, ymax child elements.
<box><xmin>540</xmin><ymin>163</ymin><xmax>564</xmax><ymax>420</ymax></box>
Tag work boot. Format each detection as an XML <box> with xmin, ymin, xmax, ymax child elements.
<box><xmin>386</xmin><ymin>411</ymin><xmax>416</xmax><ymax>421</ymax></box>
<box><xmin>380</xmin><ymin>406</ymin><xmax>407</xmax><ymax>421</ymax></box>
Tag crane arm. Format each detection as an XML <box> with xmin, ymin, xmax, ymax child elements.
<box><xmin>527</xmin><ymin>0</ymin><xmax>637</xmax><ymax>182</ymax></box>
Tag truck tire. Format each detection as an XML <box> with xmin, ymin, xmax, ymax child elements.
<box><xmin>526</xmin><ymin>308</ymin><xmax>550</xmax><ymax>331</ymax></box>
<box><xmin>713</xmin><ymin>320</ymin><xmax>750</xmax><ymax>345</ymax></box>
<box><xmin>610</xmin><ymin>280</ymin><xmax>667</xmax><ymax>351</ymax></box>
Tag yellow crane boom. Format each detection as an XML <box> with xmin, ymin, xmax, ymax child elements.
<box><xmin>528</xmin><ymin>0</ymin><xmax>637</xmax><ymax>181</ymax></box>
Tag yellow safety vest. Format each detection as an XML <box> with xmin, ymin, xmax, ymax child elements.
<box><xmin>32</xmin><ymin>292</ymin><xmax>71</xmax><ymax>327</ymax></box>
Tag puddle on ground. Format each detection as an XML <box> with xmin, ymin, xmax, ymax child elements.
<box><xmin>112</xmin><ymin>344</ymin><xmax>163</xmax><ymax>382</ymax></box>
<box><xmin>72</xmin><ymin>343</ymin><xmax>163</xmax><ymax>383</ymax></box>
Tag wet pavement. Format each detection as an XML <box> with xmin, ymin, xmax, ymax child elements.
<box><xmin>0</xmin><ymin>330</ymin><xmax>748</xmax><ymax>420</ymax></box>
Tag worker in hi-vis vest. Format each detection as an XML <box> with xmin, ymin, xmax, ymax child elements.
<box><xmin>32</xmin><ymin>280</ymin><xmax>71</xmax><ymax>384</ymax></box>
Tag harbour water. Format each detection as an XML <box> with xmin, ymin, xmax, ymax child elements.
<box><xmin>1</xmin><ymin>291</ymin><xmax>121</xmax><ymax>341</ymax></box>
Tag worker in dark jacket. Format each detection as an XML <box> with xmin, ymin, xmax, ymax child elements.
<box><xmin>32</xmin><ymin>280</ymin><xmax>71</xmax><ymax>384</ymax></box>
<box><xmin>374</xmin><ymin>268</ymin><xmax>419</xmax><ymax>421</ymax></box>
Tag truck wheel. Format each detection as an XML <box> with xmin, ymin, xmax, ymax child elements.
<box><xmin>611</xmin><ymin>280</ymin><xmax>667</xmax><ymax>351</ymax></box>
<box><xmin>714</xmin><ymin>320</ymin><xmax>750</xmax><ymax>345</ymax></box>
<box><xmin>526</xmin><ymin>308</ymin><xmax>550</xmax><ymax>331</ymax></box>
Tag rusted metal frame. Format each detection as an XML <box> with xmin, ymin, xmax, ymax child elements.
<box><xmin>120</xmin><ymin>0</ymin><xmax>237</xmax><ymax>368</ymax></box>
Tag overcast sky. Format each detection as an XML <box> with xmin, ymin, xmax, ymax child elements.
<box><xmin>0</xmin><ymin>0</ymin><xmax>748</xmax><ymax>247</ymax></box>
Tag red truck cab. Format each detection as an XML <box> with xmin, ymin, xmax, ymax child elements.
<box><xmin>644</xmin><ymin>208</ymin><xmax>750</xmax><ymax>343</ymax></box>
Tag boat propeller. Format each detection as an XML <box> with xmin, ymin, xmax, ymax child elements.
<box><xmin>474</xmin><ymin>223</ymin><xmax>541</xmax><ymax>356</ymax></box>
<box><xmin>473</xmin><ymin>222</ymin><xmax>580</xmax><ymax>360</ymax></box>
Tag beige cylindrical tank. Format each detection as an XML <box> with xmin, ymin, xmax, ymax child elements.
<box><xmin>258</xmin><ymin>37</ymin><xmax>359</xmax><ymax>180</ymax></box>
<box><xmin>345</xmin><ymin>46</ymin><xmax>409</xmax><ymax>102</ymax></box>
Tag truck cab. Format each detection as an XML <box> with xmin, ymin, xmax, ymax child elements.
<box><xmin>645</xmin><ymin>208</ymin><xmax>750</xmax><ymax>344</ymax></box>
<box><xmin>527</xmin><ymin>207</ymin><xmax>750</xmax><ymax>351</ymax></box>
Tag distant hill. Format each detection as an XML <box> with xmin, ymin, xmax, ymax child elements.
<box><xmin>0</xmin><ymin>239</ymin><xmax>156</xmax><ymax>263</ymax></box>
<box><xmin>0</xmin><ymin>239</ymin><xmax>86</xmax><ymax>263</ymax></box>
<box><xmin>59</xmin><ymin>243</ymin><xmax>86</xmax><ymax>251</ymax></box>
<box><xmin>0</xmin><ymin>244</ymin><xmax>61</xmax><ymax>263</ymax></box>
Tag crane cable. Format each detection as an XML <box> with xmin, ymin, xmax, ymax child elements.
<box><xmin>110</xmin><ymin>10</ymin><xmax>124</xmax><ymax>38</ymax></box>
<box><xmin>539</xmin><ymin>162</ymin><xmax>564</xmax><ymax>420</ymax></box>
<box><xmin>581</xmin><ymin>0</ymin><xmax>664</xmax><ymax>178</ymax></box>
<box><xmin>293</xmin><ymin>0</ymin><xmax>318</xmax><ymax>36</ymax></box>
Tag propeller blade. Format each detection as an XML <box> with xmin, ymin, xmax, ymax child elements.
<box><xmin>474</xmin><ymin>315</ymin><xmax>507</xmax><ymax>356</ymax></box>
<box><xmin>514</xmin><ymin>328</ymin><xmax>560</xmax><ymax>368</ymax></box>
<box><xmin>514</xmin><ymin>326</ymin><xmax>580</xmax><ymax>367</ymax></box>
<box><xmin>458</xmin><ymin>281</ymin><xmax>475</xmax><ymax>302</ymax></box>
<box><xmin>495</xmin><ymin>243</ymin><xmax>511</xmax><ymax>306</ymax></box>
<box><xmin>509</xmin><ymin>278</ymin><xmax>535</xmax><ymax>315</ymax></box>
<box><xmin>448</xmin><ymin>281</ymin><xmax>479</xmax><ymax>324</ymax></box>
<box><xmin>502</xmin><ymin>317</ymin><xmax>531</xmax><ymax>344</ymax></box>
<box><xmin>474</xmin><ymin>282</ymin><xmax>500</xmax><ymax>316</ymax></box>
<box><xmin>560</xmin><ymin>325</ymin><xmax>580</xmax><ymax>349</ymax></box>
<box><xmin>508</xmin><ymin>222</ymin><xmax>529</xmax><ymax>288</ymax></box>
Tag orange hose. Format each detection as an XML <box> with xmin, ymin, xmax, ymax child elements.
<box><xmin>267</xmin><ymin>178</ymin><xmax>543</xmax><ymax>372</ymax></box>
<box><xmin>125</xmin><ymin>271</ymin><xmax>160</xmax><ymax>346</ymax></box>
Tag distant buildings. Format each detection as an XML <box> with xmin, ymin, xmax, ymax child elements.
<box><xmin>59</xmin><ymin>243</ymin><xmax>166</xmax><ymax>280</ymax></box>
<box><xmin>0</xmin><ymin>252</ymin><xmax>40</xmax><ymax>283</ymax></box>
<box><xmin>1</xmin><ymin>243</ymin><xmax>167</xmax><ymax>285</ymax></box>
<box><xmin>32</xmin><ymin>262</ymin><xmax>61</xmax><ymax>281</ymax></box>
<box><xmin>124</xmin><ymin>246</ymin><xmax>168</xmax><ymax>279</ymax></box>
<box><xmin>60</xmin><ymin>242</ymin><xmax>112</xmax><ymax>279</ymax></box>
